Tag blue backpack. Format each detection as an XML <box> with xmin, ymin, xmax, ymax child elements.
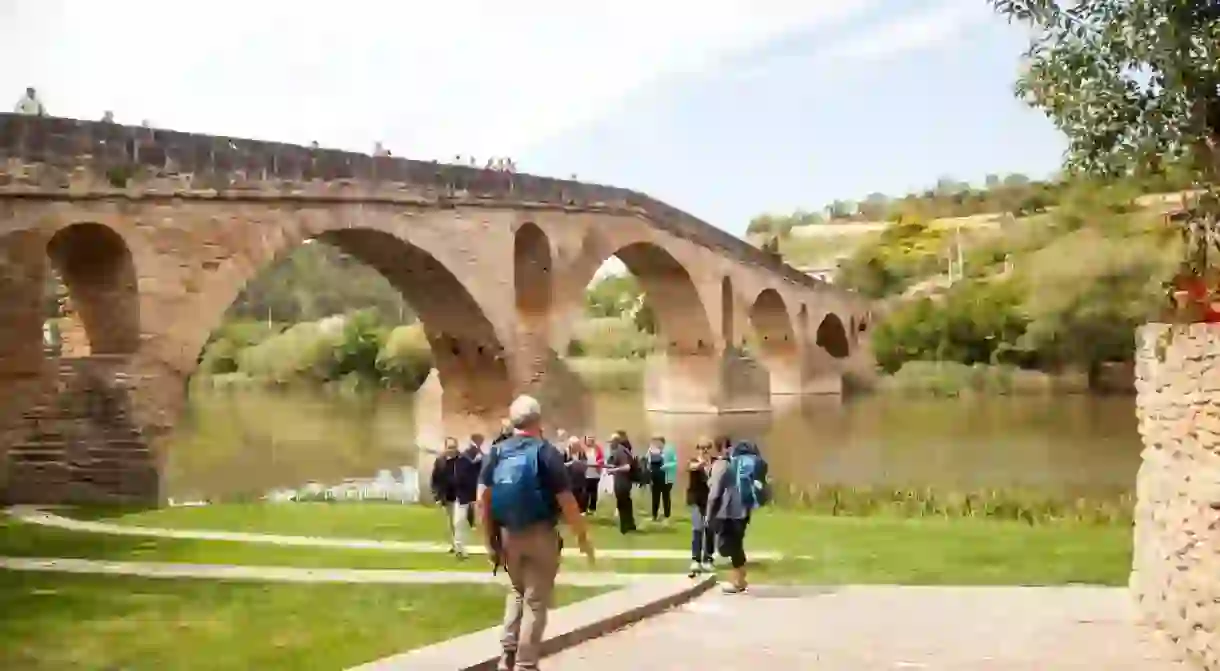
<box><xmin>731</xmin><ymin>442</ymin><xmax>770</xmax><ymax>511</ymax></box>
<box><xmin>488</xmin><ymin>436</ymin><xmax>555</xmax><ymax>530</ymax></box>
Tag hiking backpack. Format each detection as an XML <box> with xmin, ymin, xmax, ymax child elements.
<box><xmin>731</xmin><ymin>442</ymin><xmax>771</xmax><ymax>511</ymax></box>
<box><xmin>631</xmin><ymin>453</ymin><xmax>651</xmax><ymax>485</ymax></box>
<box><xmin>488</xmin><ymin>436</ymin><xmax>555</xmax><ymax>530</ymax></box>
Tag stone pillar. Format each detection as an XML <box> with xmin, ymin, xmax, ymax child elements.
<box><xmin>0</xmin><ymin>231</ymin><xmax>50</xmax><ymax>501</ymax></box>
<box><xmin>1133</xmin><ymin>323</ymin><xmax>1220</xmax><ymax>670</ymax></box>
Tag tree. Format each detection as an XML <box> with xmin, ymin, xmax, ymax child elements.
<box><xmin>858</xmin><ymin>193</ymin><xmax>891</xmax><ymax>221</ymax></box>
<box><xmin>746</xmin><ymin>215</ymin><xmax>777</xmax><ymax>236</ymax></box>
<box><xmin>990</xmin><ymin>1</ymin><xmax>1219</xmax><ymax>276</ymax></box>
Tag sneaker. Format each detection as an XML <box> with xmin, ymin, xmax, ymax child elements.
<box><xmin>701</xmin><ymin>560</ymin><xmax>715</xmax><ymax>573</ymax></box>
<box><xmin>688</xmin><ymin>560</ymin><xmax>702</xmax><ymax>576</ymax></box>
<box><xmin>720</xmin><ymin>582</ymin><xmax>747</xmax><ymax>595</ymax></box>
<box><xmin>496</xmin><ymin>650</ymin><xmax>516</xmax><ymax>671</ymax></box>
<box><xmin>447</xmin><ymin>546</ymin><xmax>456</xmax><ymax>554</ymax></box>
<box><xmin>455</xmin><ymin>550</ymin><xmax>469</xmax><ymax>561</ymax></box>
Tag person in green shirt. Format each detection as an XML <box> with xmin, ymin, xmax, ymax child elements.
<box><xmin>646</xmin><ymin>436</ymin><xmax>679</xmax><ymax>522</ymax></box>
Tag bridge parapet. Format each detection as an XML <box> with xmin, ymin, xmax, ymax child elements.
<box><xmin>0</xmin><ymin>113</ymin><xmax>842</xmax><ymax>298</ymax></box>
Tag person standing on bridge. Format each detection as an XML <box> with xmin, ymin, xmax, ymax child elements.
<box><xmin>480</xmin><ymin>394</ymin><xmax>593</xmax><ymax>671</ymax></box>
<box><xmin>14</xmin><ymin>87</ymin><xmax>45</xmax><ymax>116</ymax></box>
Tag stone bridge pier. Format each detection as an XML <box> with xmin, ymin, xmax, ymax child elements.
<box><xmin>0</xmin><ymin>114</ymin><xmax>871</xmax><ymax>505</ymax></box>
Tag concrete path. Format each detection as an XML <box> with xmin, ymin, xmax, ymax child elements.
<box><xmin>9</xmin><ymin>507</ymin><xmax>782</xmax><ymax>561</ymax></box>
<box><xmin>546</xmin><ymin>585</ymin><xmax>1188</xmax><ymax>670</ymax></box>
<box><xmin>0</xmin><ymin>556</ymin><xmax>685</xmax><ymax>587</ymax></box>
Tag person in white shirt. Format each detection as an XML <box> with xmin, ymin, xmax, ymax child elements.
<box><xmin>14</xmin><ymin>87</ymin><xmax>45</xmax><ymax>116</ymax></box>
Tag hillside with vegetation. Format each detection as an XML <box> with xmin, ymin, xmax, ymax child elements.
<box><xmin>763</xmin><ymin>176</ymin><xmax>1190</xmax><ymax>394</ymax></box>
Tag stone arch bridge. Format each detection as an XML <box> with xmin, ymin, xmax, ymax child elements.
<box><xmin>0</xmin><ymin>114</ymin><xmax>872</xmax><ymax>504</ymax></box>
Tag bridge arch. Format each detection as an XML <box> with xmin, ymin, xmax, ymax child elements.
<box><xmin>720</xmin><ymin>276</ymin><xmax>735</xmax><ymax>349</ymax></box>
<box><xmin>816</xmin><ymin>312</ymin><xmax>851</xmax><ymax>359</ymax></box>
<box><xmin>514</xmin><ymin>222</ymin><xmax>553</xmax><ymax>317</ymax></box>
<box><xmin>570</xmin><ymin>240</ymin><xmax>716</xmax><ymax>356</ymax></box>
<box><xmin>189</xmin><ymin>220</ymin><xmax>514</xmax><ymax>425</ymax></box>
<box><xmin>749</xmin><ymin>288</ymin><xmax>797</xmax><ymax>359</ymax></box>
<box><xmin>45</xmin><ymin>222</ymin><xmax>141</xmax><ymax>356</ymax></box>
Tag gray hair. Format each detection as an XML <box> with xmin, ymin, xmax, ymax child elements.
<box><xmin>508</xmin><ymin>394</ymin><xmax>542</xmax><ymax>429</ymax></box>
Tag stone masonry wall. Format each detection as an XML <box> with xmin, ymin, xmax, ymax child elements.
<box><xmin>1133</xmin><ymin>323</ymin><xmax>1220</xmax><ymax>670</ymax></box>
<box><xmin>0</xmin><ymin>113</ymin><xmax>828</xmax><ymax>293</ymax></box>
<box><xmin>4</xmin><ymin>355</ymin><xmax>157</xmax><ymax>504</ymax></box>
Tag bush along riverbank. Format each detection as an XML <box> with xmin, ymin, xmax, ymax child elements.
<box><xmin>195</xmin><ymin>311</ymin><xmax>655</xmax><ymax>393</ymax></box>
<box><xmin>194</xmin><ymin>311</ymin><xmax>1135</xmax><ymax>398</ymax></box>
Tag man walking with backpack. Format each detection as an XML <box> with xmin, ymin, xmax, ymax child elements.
<box><xmin>479</xmin><ymin>395</ymin><xmax>595</xmax><ymax>671</ymax></box>
<box><xmin>706</xmin><ymin>439</ymin><xmax>770</xmax><ymax>594</ymax></box>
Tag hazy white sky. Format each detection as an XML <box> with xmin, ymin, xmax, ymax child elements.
<box><xmin>2</xmin><ymin>0</ymin><xmax>890</xmax><ymax>158</ymax></box>
<box><xmin>2</xmin><ymin>0</ymin><xmax>1059</xmax><ymax>237</ymax></box>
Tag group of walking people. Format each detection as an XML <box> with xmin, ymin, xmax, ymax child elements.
<box><xmin>551</xmin><ymin>430</ymin><xmax>679</xmax><ymax>532</ymax></box>
<box><xmin>429</xmin><ymin>396</ymin><xmax>769</xmax><ymax>670</ymax></box>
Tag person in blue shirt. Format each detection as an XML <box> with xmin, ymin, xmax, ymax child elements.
<box><xmin>478</xmin><ymin>395</ymin><xmax>594</xmax><ymax>671</ymax></box>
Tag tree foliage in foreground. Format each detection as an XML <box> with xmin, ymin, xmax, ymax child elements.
<box><xmin>991</xmin><ymin>0</ymin><xmax>1219</xmax><ymax>281</ymax></box>
<box><xmin>992</xmin><ymin>0</ymin><xmax>1219</xmax><ymax>180</ymax></box>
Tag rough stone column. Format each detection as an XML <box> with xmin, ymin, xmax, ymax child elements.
<box><xmin>1133</xmin><ymin>323</ymin><xmax>1220</xmax><ymax>670</ymax></box>
<box><xmin>509</xmin><ymin>324</ymin><xmax>594</xmax><ymax>435</ymax></box>
<box><xmin>0</xmin><ymin>230</ymin><xmax>51</xmax><ymax>500</ymax></box>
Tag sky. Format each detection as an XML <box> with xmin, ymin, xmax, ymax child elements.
<box><xmin>1</xmin><ymin>0</ymin><xmax>1066</xmax><ymax>236</ymax></box>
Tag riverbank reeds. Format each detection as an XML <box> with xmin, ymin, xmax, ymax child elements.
<box><xmin>873</xmin><ymin>361</ymin><xmax>1090</xmax><ymax>397</ymax></box>
<box><xmin>772</xmin><ymin>482</ymin><xmax>1133</xmax><ymax>525</ymax></box>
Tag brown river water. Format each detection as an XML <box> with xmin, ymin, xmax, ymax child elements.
<box><xmin>166</xmin><ymin>388</ymin><xmax>1143</xmax><ymax>502</ymax></box>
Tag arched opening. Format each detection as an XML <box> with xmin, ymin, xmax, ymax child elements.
<box><xmin>175</xmin><ymin>228</ymin><xmax>510</xmax><ymax>502</ymax></box>
<box><xmin>721</xmin><ymin>277</ymin><xmax>735</xmax><ymax>349</ymax></box>
<box><xmin>816</xmin><ymin>313</ymin><xmax>851</xmax><ymax>359</ymax></box>
<box><xmin>43</xmin><ymin>223</ymin><xmax>141</xmax><ymax>357</ymax></box>
<box><xmin>573</xmin><ymin>242</ymin><xmax>715</xmax><ymax>406</ymax></box>
<box><xmin>514</xmin><ymin>222</ymin><xmax>552</xmax><ymax>317</ymax></box>
<box><xmin>2</xmin><ymin>223</ymin><xmax>145</xmax><ymax>504</ymax></box>
<box><xmin>748</xmin><ymin>288</ymin><xmax>797</xmax><ymax>359</ymax></box>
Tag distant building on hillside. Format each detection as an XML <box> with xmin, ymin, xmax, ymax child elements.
<box><xmin>793</xmin><ymin>257</ymin><xmax>848</xmax><ymax>284</ymax></box>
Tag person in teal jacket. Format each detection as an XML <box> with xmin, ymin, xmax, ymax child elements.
<box><xmin>646</xmin><ymin>436</ymin><xmax>679</xmax><ymax>521</ymax></box>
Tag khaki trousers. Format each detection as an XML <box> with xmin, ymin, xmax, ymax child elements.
<box><xmin>499</xmin><ymin>522</ymin><xmax>561</xmax><ymax>670</ymax></box>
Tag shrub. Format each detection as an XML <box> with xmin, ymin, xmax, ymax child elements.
<box><xmin>377</xmin><ymin>323</ymin><xmax>434</xmax><ymax>391</ymax></box>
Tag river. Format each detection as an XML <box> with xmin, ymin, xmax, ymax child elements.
<box><xmin>166</xmin><ymin>388</ymin><xmax>1143</xmax><ymax>503</ymax></box>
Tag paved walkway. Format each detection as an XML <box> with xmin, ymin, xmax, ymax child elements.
<box><xmin>9</xmin><ymin>507</ymin><xmax>782</xmax><ymax>561</ymax></box>
<box><xmin>0</xmin><ymin>556</ymin><xmax>682</xmax><ymax>587</ymax></box>
<box><xmin>547</xmin><ymin>586</ymin><xmax>1188</xmax><ymax>670</ymax></box>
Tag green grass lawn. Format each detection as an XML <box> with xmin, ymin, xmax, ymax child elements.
<box><xmin>0</xmin><ymin>571</ymin><xmax>598</xmax><ymax>671</ymax></box>
<box><xmin>40</xmin><ymin>503</ymin><xmax>1134</xmax><ymax>586</ymax></box>
<box><xmin>0</xmin><ymin>517</ymin><xmax>680</xmax><ymax>574</ymax></box>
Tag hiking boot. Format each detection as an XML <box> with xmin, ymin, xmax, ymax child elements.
<box><xmin>720</xmin><ymin>582</ymin><xmax>747</xmax><ymax>595</ymax></box>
